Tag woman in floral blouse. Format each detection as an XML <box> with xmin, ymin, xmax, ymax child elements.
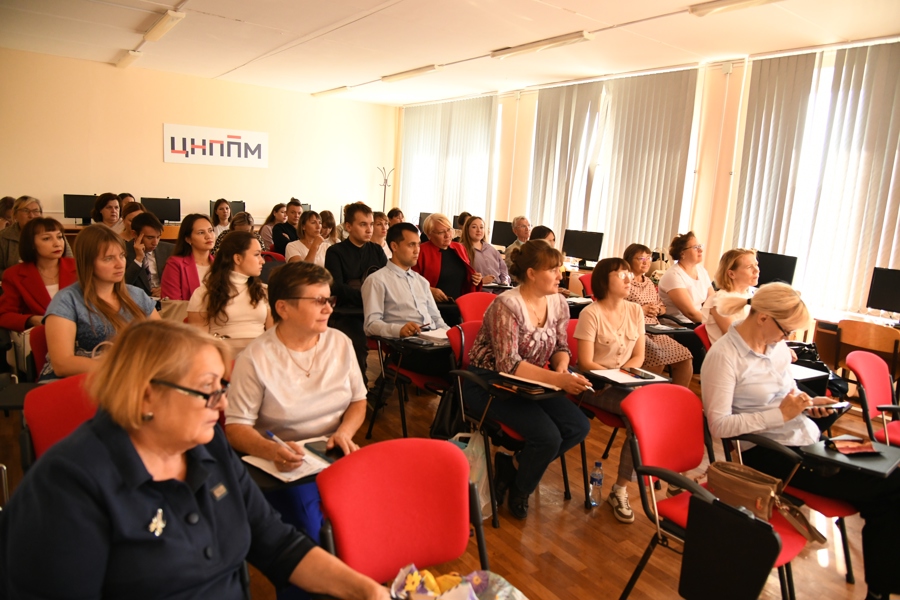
<box><xmin>465</xmin><ymin>240</ymin><xmax>591</xmax><ymax>520</ymax></box>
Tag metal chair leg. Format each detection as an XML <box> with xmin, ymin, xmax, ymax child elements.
<box><xmin>619</xmin><ymin>535</ymin><xmax>659</xmax><ymax>599</ymax></box>
<box><xmin>559</xmin><ymin>454</ymin><xmax>571</xmax><ymax>500</ymax></box>
<box><xmin>580</xmin><ymin>440</ymin><xmax>592</xmax><ymax>509</ymax></box>
<box><xmin>397</xmin><ymin>383</ymin><xmax>408</xmax><ymax>438</ymax></box>
<box><xmin>602</xmin><ymin>427</ymin><xmax>619</xmax><ymax>459</ymax></box>
<box><xmin>778</xmin><ymin>566</ymin><xmax>790</xmax><ymax>600</ymax></box>
<box><xmin>785</xmin><ymin>562</ymin><xmax>796</xmax><ymax>600</ymax></box>
<box><xmin>837</xmin><ymin>517</ymin><xmax>855</xmax><ymax>584</ymax></box>
<box><xmin>482</xmin><ymin>432</ymin><xmax>500</xmax><ymax>529</ymax></box>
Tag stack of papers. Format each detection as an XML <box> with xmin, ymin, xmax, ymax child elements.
<box><xmin>419</xmin><ymin>328</ymin><xmax>450</xmax><ymax>342</ymax></box>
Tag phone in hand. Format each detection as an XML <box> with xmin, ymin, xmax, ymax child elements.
<box><xmin>304</xmin><ymin>440</ymin><xmax>344</xmax><ymax>462</ymax></box>
<box><xmin>803</xmin><ymin>401</ymin><xmax>851</xmax><ymax>413</ymax></box>
<box><xmin>627</xmin><ymin>367</ymin><xmax>656</xmax><ymax>380</ymax></box>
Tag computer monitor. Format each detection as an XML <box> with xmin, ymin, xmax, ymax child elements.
<box><xmin>561</xmin><ymin>229</ymin><xmax>604</xmax><ymax>267</ymax></box>
<box><xmin>300</xmin><ymin>203</ymin><xmax>311</xmax><ymax>213</ymax></box>
<box><xmin>209</xmin><ymin>200</ymin><xmax>246</xmax><ymax>219</ymax></box>
<box><xmin>490</xmin><ymin>221</ymin><xmax>517</xmax><ymax>247</ymax></box>
<box><xmin>755</xmin><ymin>251</ymin><xmax>797</xmax><ymax>286</ymax></box>
<box><xmin>63</xmin><ymin>194</ymin><xmax>97</xmax><ymax>226</ymax></box>
<box><xmin>141</xmin><ymin>197</ymin><xmax>182</xmax><ymax>223</ymax></box>
<box><xmin>866</xmin><ymin>268</ymin><xmax>900</xmax><ymax>314</ymax></box>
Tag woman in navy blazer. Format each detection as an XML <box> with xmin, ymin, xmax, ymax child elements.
<box><xmin>160</xmin><ymin>214</ymin><xmax>215</xmax><ymax>301</ymax></box>
<box><xmin>0</xmin><ymin>218</ymin><xmax>77</xmax><ymax>331</ymax></box>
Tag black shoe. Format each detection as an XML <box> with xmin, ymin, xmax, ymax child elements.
<box><xmin>493</xmin><ymin>452</ymin><xmax>516</xmax><ymax>505</ymax></box>
<box><xmin>507</xmin><ymin>484</ymin><xmax>529</xmax><ymax>520</ymax></box>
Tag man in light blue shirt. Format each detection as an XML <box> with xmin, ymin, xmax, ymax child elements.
<box><xmin>362</xmin><ymin>222</ymin><xmax>450</xmax><ymax>377</ymax></box>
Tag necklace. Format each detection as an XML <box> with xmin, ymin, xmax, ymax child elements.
<box><xmin>523</xmin><ymin>295</ymin><xmax>547</xmax><ymax>328</ymax></box>
<box><xmin>38</xmin><ymin>266</ymin><xmax>59</xmax><ymax>282</ymax></box>
<box><xmin>278</xmin><ymin>329</ymin><xmax>319</xmax><ymax>377</ymax></box>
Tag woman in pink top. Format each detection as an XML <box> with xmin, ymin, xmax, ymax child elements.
<box><xmin>160</xmin><ymin>214</ymin><xmax>215</xmax><ymax>301</ymax></box>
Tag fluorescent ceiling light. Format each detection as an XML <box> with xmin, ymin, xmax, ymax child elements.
<box><xmin>117</xmin><ymin>50</ymin><xmax>142</xmax><ymax>69</ymax></box>
<box><xmin>491</xmin><ymin>30</ymin><xmax>594</xmax><ymax>60</ymax></box>
<box><xmin>144</xmin><ymin>10</ymin><xmax>186</xmax><ymax>42</ymax></box>
<box><xmin>312</xmin><ymin>86</ymin><xmax>350</xmax><ymax>98</ymax></box>
<box><xmin>688</xmin><ymin>0</ymin><xmax>783</xmax><ymax>17</ymax></box>
<box><xmin>381</xmin><ymin>65</ymin><xmax>441</xmax><ymax>83</ymax></box>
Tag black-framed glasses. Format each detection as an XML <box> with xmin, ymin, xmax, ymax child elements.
<box><xmin>151</xmin><ymin>378</ymin><xmax>230</xmax><ymax>408</ymax></box>
<box><xmin>772</xmin><ymin>318</ymin><xmax>793</xmax><ymax>339</ymax></box>
<box><xmin>285</xmin><ymin>296</ymin><xmax>337</xmax><ymax>307</ymax></box>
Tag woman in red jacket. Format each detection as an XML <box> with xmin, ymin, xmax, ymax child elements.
<box><xmin>0</xmin><ymin>218</ymin><xmax>77</xmax><ymax>331</ymax></box>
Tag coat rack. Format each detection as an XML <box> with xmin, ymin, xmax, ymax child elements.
<box><xmin>377</xmin><ymin>167</ymin><xmax>394</xmax><ymax>213</ymax></box>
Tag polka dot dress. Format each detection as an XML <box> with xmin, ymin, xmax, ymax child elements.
<box><xmin>627</xmin><ymin>276</ymin><xmax>693</xmax><ymax>369</ymax></box>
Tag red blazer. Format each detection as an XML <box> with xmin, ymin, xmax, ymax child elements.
<box><xmin>412</xmin><ymin>241</ymin><xmax>481</xmax><ymax>297</ymax></box>
<box><xmin>0</xmin><ymin>258</ymin><xmax>78</xmax><ymax>332</ymax></box>
<box><xmin>160</xmin><ymin>254</ymin><xmax>212</xmax><ymax>301</ymax></box>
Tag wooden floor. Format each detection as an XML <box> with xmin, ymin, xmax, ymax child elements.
<box><xmin>0</xmin><ymin>358</ymin><xmax>877</xmax><ymax>600</ymax></box>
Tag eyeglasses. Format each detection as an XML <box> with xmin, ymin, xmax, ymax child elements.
<box><xmin>686</xmin><ymin>244</ymin><xmax>704</xmax><ymax>251</ymax></box>
<box><xmin>771</xmin><ymin>317</ymin><xmax>794</xmax><ymax>339</ymax></box>
<box><xmin>636</xmin><ymin>256</ymin><xmax>652</xmax><ymax>262</ymax></box>
<box><xmin>17</xmin><ymin>208</ymin><xmax>42</xmax><ymax>216</ymax></box>
<box><xmin>151</xmin><ymin>378</ymin><xmax>230</xmax><ymax>408</ymax></box>
<box><xmin>286</xmin><ymin>296</ymin><xmax>338</xmax><ymax>307</ymax></box>
<box><xmin>615</xmin><ymin>271</ymin><xmax>635</xmax><ymax>280</ymax></box>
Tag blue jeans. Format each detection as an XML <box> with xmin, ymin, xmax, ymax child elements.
<box><xmin>463</xmin><ymin>366</ymin><xmax>591</xmax><ymax>494</ymax></box>
<box><xmin>264</xmin><ymin>482</ymin><xmax>324</xmax><ymax>600</ymax></box>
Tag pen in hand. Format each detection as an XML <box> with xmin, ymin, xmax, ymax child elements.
<box><xmin>265</xmin><ymin>430</ymin><xmax>307</xmax><ymax>463</ymax></box>
<box><xmin>568</xmin><ymin>367</ymin><xmax>595</xmax><ymax>393</ymax></box>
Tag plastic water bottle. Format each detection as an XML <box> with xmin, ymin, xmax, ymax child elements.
<box><xmin>589</xmin><ymin>461</ymin><xmax>604</xmax><ymax>507</ymax></box>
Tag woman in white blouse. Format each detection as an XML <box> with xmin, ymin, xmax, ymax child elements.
<box><xmin>211</xmin><ymin>198</ymin><xmax>232</xmax><ymax>237</ymax></box>
<box><xmin>285</xmin><ymin>210</ymin><xmax>329</xmax><ymax>267</ymax></box>
<box><xmin>187</xmin><ymin>231</ymin><xmax>272</xmax><ymax>353</ymax></box>
<box><xmin>701</xmin><ymin>248</ymin><xmax>759</xmax><ymax>345</ymax></box>
<box><xmin>657</xmin><ymin>231</ymin><xmax>714</xmax><ymax>323</ymax></box>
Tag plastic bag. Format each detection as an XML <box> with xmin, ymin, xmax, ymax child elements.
<box><xmin>452</xmin><ymin>431</ymin><xmax>491</xmax><ymax>519</ymax></box>
<box><xmin>391</xmin><ymin>564</ymin><xmax>528</xmax><ymax>600</ymax></box>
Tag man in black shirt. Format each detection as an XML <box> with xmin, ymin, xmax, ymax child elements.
<box><xmin>271</xmin><ymin>199</ymin><xmax>302</xmax><ymax>255</ymax></box>
<box><xmin>324</xmin><ymin>202</ymin><xmax>387</xmax><ymax>382</ymax></box>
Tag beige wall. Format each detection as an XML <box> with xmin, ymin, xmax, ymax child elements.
<box><xmin>0</xmin><ymin>48</ymin><xmax>398</xmax><ymax>222</ymax></box>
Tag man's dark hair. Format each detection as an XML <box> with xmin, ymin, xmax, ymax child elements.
<box><xmin>286</xmin><ymin>199</ymin><xmax>302</xmax><ymax>209</ymax></box>
<box><xmin>344</xmin><ymin>202</ymin><xmax>372</xmax><ymax>225</ymax></box>
<box><xmin>387</xmin><ymin>208</ymin><xmax>403</xmax><ymax>220</ymax></box>
<box><xmin>386</xmin><ymin>222</ymin><xmax>418</xmax><ymax>248</ymax></box>
<box><xmin>130</xmin><ymin>211</ymin><xmax>164</xmax><ymax>234</ymax></box>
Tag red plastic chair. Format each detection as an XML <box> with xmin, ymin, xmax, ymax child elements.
<box><xmin>260</xmin><ymin>251</ymin><xmax>285</xmax><ymax>262</ymax></box>
<box><xmin>456</xmin><ymin>292</ymin><xmax>496</xmax><ymax>323</ymax></box>
<box><xmin>448</xmin><ymin>321</ymin><xmax>573</xmax><ymax>528</ymax></box>
<box><xmin>22</xmin><ymin>374</ymin><xmax>96</xmax><ymax>469</ymax></box>
<box><xmin>579</xmin><ymin>273</ymin><xmax>593</xmax><ymax>298</ymax></box>
<box><xmin>317</xmin><ymin>438</ymin><xmax>488</xmax><ymax>583</ymax></box>
<box><xmin>694</xmin><ymin>323</ymin><xmax>711</xmax><ymax>351</ymax></box>
<box><xmin>29</xmin><ymin>325</ymin><xmax>48</xmax><ymax>380</ymax></box>
<box><xmin>620</xmin><ymin>385</ymin><xmax>807</xmax><ymax>600</ymax></box>
<box><xmin>847</xmin><ymin>350</ymin><xmax>900</xmax><ymax>445</ymax></box>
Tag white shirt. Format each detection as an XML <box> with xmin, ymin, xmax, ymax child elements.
<box><xmin>212</xmin><ymin>224</ymin><xmax>229</xmax><ymax>237</ymax></box>
<box><xmin>701</xmin><ymin>322</ymin><xmax>819</xmax><ymax>448</ymax></box>
<box><xmin>196</xmin><ymin>264</ymin><xmax>210</xmax><ymax>285</ymax></box>
<box><xmin>45</xmin><ymin>284</ymin><xmax>59</xmax><ymax>299</ymax></box>
<box><xmin>658</xmin><ymin>263</ymin><xmax>712</xmax><ymax>322</ymax></box>
<box><xmin>702</xmin><ymin>289</ymin><xmax>753</xmax><ymax>345</ymax></box>
<box><xmin>226</xmin><ymin>327</ymin><xmax>367</xmax><ymax>441</ymax></box>
<box><xmin>284</xmin><ymin>239</ymin><xmax>329</xmax><ymax>267</ymax></box>
<box><xmin>187</xmin><ymin>272</ymin><xmax>267</xmax><ymax>351</ymax></box>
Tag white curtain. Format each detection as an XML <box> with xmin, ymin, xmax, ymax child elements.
<box><xmin>735</xmin><ymin>42</ymin><xmax>900</xmax><ymax>313</ymax></box>
<box><xmin>587</xmin><ymin>70</ymin><xmax>698</xmax><ymax>258</ymax></box>
<box><xmin>399</xmin><ymin>96</ymin><xmax>497</xmax><ymax>223</ymax></box>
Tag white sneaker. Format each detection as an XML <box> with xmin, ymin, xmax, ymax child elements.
<box><xmin>608</xmin><ymin>487</ymin><xmax>635</xmax><ymax>523</ymax></box>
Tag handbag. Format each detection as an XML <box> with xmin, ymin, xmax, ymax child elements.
<box><xmin>430</xmin><ymin>387</ymin><xmax>467</xmax><ymax>440</ymax></box>
<box><xmin>706</xmin><ymin>461</ymin><xmax>826</xmax><ymax>544</ymax></box>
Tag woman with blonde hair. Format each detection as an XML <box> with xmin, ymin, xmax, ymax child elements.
<box><xmin>460</xmin><ymin>215</ymin><xmax>509</xmax><ymax>285</ymax></box>
<box><xmin>0</xmin><ymin>320</ymin><xmax>389</xmax><ymax>600</ymax></box>
<box><xmin>701</xmin><ymin>248</ymin><xmax>759</xmax><ymax>345</ymax></box>
<box><xmin>703</xmin><ymin>282</ymin><xmax>900</xmax><ymax>600</ymax></box>
<box><xmin>43</xmin><ymin>224</ymin><xmax>159</xmax><ymax>379</ymax></box>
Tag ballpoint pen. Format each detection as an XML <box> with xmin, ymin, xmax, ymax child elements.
<box><xmin>265</xmin><ymin>430</ymin><xmax>307</xmax><ymax>462</ymax></box>
<box><xmin>568</xmin><ymin>367</ymin><xmax>595</xmax><ymax>393</ymax></box>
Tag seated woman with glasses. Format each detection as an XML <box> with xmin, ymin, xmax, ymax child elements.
<box><xmin>701</xmin><ymin>248</ymin><xmax>759</xmax><ymax>345</ymax></box>
<box><xmin>465</xmin><ymin>241</ymin><xmax>591</xmax><ymax>520</ymax></box>
<box><xmin>187</xmin><ymin>232</ymin><xmax>272</xmax><ymax>354</ymax></box>
<box><xmin>0</xmin><ymin>196</ymin><xmax>72</xmax><ymax>278</ymax></box>
<box><xmin>43</xmin><ymin>225</ymin><xmax>159</xmax><ymax>380</ymax></box>
<box><xmin>226</xmin><ymin>262</ymin><xmax>367</xmax><ymax>557</ymax></box>
<box><xmin>657</xmin><ymin>231</ymin><xmax>714</xmax><ymax>324</ymax></box>
<box><xmin>702</xmin><ymin>283</ymin><xmax>900</xmax><ymax>600</ymax></box>
<box><xmin>623</xmin><ymin>243</ymin><xmax>693</xmax><ymax>387</ymax></box>
<box><xmin>0</xmin><ymin>218</ymin><xmax>77</xmax><ymax>332</ymax></box>
<box><xmin>0</xmin><ymin>320</ymin><xmax>389</xmax><ymax>600</ymax></box>
<box><xmin>574</xmin><ymin>258</ymin><xmax>647</xmax><ymax>525</ymax></box>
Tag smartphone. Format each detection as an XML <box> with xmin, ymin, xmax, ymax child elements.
<box><xmin>304</xmin><ymin>440</ymin><xmax>344</xmax><ymax>462</ymax></box>
<box><xmin>627</xmin><ymin>367</ymin><xmax>655</xmax><ymax>380</ymax></box>
<box><xmin>404</xmin><ymin>336</ymin><xmax>432</xmax><ymax>346</ymax></box>
<box><xmin>803</xmin><ymin>401</ymin><xmax>851</xmax><ymax>413</ymax></box>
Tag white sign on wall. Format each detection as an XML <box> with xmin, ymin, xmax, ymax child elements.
<box><xmin>163</xmin><ymin>124</ymin><xmax>268</xmax><ymax>168</ymax></box>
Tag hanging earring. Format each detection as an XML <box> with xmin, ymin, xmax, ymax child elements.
<box><xmin>141</xmin><ymin>412</ymin><xmax>154</xmax><ymax>422</ymax></box>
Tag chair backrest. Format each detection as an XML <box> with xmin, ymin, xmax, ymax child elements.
<box><xmin>621</xmin><ymin>383</ymin><xmax>706</xmax><ymax>474</ymax></box>
<box><xmin>846</xmin><ymin>350</ymin><xmax>894</xmax><ymax>429</ymax></box>
<box><xmin>29</xmin><ymin>325</ymin><xmax>48</xmax><ymax>377</ymax></box>
<box><xmin>260</xmin><ymin>251</ymin><xmax>285</xmax><ymax>263</ymax></box>
<box><xmin>579</xmin><ymin>273</ymin><xmax>593</xmax><ymax>298</ymax></box>
<box><xmin>694</xmin><ymin>323</ymin><xmax>711</xmax><ymax>351</ymax></box>
<box><xmin>456</xmin><ymin>292</ymin><xmax>495</xmax><ymax>323</ymax></box>
<box><xmin>838</xmin><ymin>320</ymin><xmax>900</xmax><ymax>375</ymax></box>
<box><xmin>566</xmin><ymin>319</ymin><xmax>580</xmax><ymax>364</ymax></box>
<box><xmin>317</xmin><ymin>438</ymin><xmax>472</xmax><ymax>583</ymax></box>
<box><xmin>23</xmin><ymin>374</ymin><xmax>96</xmax><ymax>459</ymax></box>
<box><xmin>448</xmin><ymin>321</ymin><xmax>482</xmax><ymax>369</ymax></box>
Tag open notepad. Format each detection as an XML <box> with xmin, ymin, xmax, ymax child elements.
<box><xmin>498</xmin><ymin>372</ymin><xmax>562</xmax><ymax>391</ymax></box>
<box><xmin>241</xmin><ymin>436</ymin><xmax>332</xmax><ymax>482</ymax></box>
<box><xmin>590</xmin><ymin>369</ymin><xmax>669</xmax><ymax>386</ymax></box>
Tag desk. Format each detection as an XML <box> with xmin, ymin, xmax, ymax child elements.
<box><xmin>813</xmin><ymin>311</ymin><xmax>900</xmax><ymax>375</ymax></box>
<box><xmin>799</xmin><ymin>440</ymin><xmax>900</xmax><ymax>478</ymax></box>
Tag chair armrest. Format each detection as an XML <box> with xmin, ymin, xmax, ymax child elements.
<box><xmin>876</xmin><ymin>405</ymin><xmax>900</xmax><ymax>413</ymax></box>
<box><xmin>658</xmin><ymin>314</ymin><xmax>697</xmax><ymax>329</ymax></box>
<box><xmin>450</xmin><ymin>369</ymin><xmax>491</xmax><ymax>393</ymax></box>
<box><xmin>730</xmin><ymin>433</ymin><xmax>802</xmax><ymax>465</ymax></box>
<box><xmin>635</xmin><ymin>465</ymin><xmax>716</xmax><ymax>503</ymax></box>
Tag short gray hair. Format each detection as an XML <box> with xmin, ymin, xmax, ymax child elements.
<box><xmin>512</xmin><ymin>215</ymin><xmax>529</xmax><ymax>228</ymax></box>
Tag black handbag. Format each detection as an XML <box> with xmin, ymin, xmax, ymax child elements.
<box><xmin>429</xmin><ymin>386</ymin><xmax>468</xmax><ymax>440</ymax></box>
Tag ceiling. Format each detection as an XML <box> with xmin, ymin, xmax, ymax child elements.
<box><xmin>1</xmin><ymin>0</ymin><xmax>898</xmax><ymax>106</ymax></box>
